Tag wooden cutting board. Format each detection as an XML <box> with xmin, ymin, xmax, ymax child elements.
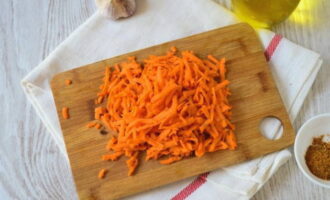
<box><xmin>51</xmin><ymin>23</ymin><xmax>295</xmax><ymax>200</ymax></box>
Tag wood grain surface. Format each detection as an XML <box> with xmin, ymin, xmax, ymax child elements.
<box><xmin>1</xmin><ymin>0</ymin><xmax>330</xmax><ymax>200</ymax></box>
<box><xmin>51</xmin><ymin>24</ymin><xmax>295</xmax><ymax>199</ymax></box>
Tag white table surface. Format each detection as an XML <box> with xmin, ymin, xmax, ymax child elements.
<box><xmin>1</xmin><ymin>0</ymin><xmax>330</xmax><ymax>199</ymax></box>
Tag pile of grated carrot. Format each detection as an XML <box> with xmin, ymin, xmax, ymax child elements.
<box><xmin>95</xmin><ymin>47</ymin><xmax>236</xmax><ymax>176</ymax></box>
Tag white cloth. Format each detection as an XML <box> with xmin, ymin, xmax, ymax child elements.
<box><xmin>21</xmin><ymin>0</ymin><xmax>322</xmax><ymax>199</ymax></box>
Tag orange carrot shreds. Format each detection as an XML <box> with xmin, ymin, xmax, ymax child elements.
<box><xmin>86</xmin><ymin>122</ymin><xmax>97</xmax><ymax>128</ymax></box>
<box><xmin>95</xmin><ymin>107</ymin><xmax>107</xmax><ymax>120</ymax></box>
<box><xmin>62</xmin><ymin>107</ymin><xmax>70</xmax><ymax>119</ymax></box>
<box><xmin>96</xmin><ymin>96</ymin><xmax>104</xmax><ymax>104</ymax></box>
<box><xmin>95</xmin><ymin>123</ymin><xmax>102</xmax><ymax>129</ymax></box>
<box><xmin>65</xmin><ymin>79</ymin><xmax>72</xmax><ymax>85</ymax></box>
<box><xmin>102</xmin><ymin>151</ymin><xmax>123</xmax><ymax>161</ymax></box>
<box><xmin>126</xmin><ymin>152</ymin><xmax>138</xmax><ymax>176</ymax></box>
<box><xmin>170</xmin><ymin>46</ymin><xmax>177</xmax><ymax>52</ymax></box>
<box><xmin>96</xmin><ymin>48</ymin><xmax>236</xmax><ymax>176</ymax></box>
<box><xmin>106</xmin><ymin>137</ymin><xmax>118</xmax><ymax>151</ymax></box>
<box><xmin>98</xmin><ymin>168</ymin><xmax>107</xmax><ymax>179</ymax></box>
<box><xmin>159</xmin><ymin>156</ymin><xmax>183</xmax><ymax>165</ymax></box>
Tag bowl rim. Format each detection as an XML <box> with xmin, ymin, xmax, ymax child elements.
<box><xmin>294</xmin><ymin>113</ymin><xmax>330</xmax><ymax>189</ymax></box>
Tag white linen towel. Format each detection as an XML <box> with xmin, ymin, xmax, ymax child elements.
<box><xmin>21</xmin><ymin>0</ymin><xmax>322</xmax><ymax>199</ymax></box>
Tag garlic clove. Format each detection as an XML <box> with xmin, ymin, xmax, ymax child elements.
<box><xmin>95</xmin><ymin>0</ymin><xmax>137</xmax><ymax>20</ymax></box>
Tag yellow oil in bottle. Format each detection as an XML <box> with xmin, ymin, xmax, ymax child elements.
<box><xmin>232</xmin><ymin>0</ymin><xmax>301</xmax><ymax>28</ymax></box>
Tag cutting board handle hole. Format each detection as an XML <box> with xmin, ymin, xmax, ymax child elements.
<box><xmin>259</xmin><ymin>117</ymin><xmax>283</xmax><ymax>140</ymax></box>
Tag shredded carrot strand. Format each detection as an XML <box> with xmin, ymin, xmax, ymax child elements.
<box><xmin>62</xmin><ymin>107</ymin><xmax>70</xmax><ymax>119</ymax></box>
<box><xmin>95</xmin><ymin>123</ymin><xmax>102</xmax><ymax>129</ymax></box>
<box><xmin>95</xmin><ymin>47</ymin><xmax>236</xmax><ymax>176</ymax></box>
<box><xmin>65</xmin><ymin>79</ymin><xmax>72</xmax><ymax>85</ymax></box>
<box><xmin>98</xmin><ymin>168</ymin><xmax>107</xmax><ymax>179</ymax></box>
<box><xmin>86</xmin><ymin>122</ymin><xmax>97</xmax><ymax>128</ymax></box>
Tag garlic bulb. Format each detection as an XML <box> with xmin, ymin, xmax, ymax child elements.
<box><xmin>95</xmin><ymin>0</ymin><xmax>137</xmax><ymax>20</ymax></box>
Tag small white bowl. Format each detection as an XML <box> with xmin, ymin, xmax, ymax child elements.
<box><xmin>294</xmin><ymin>113</ymin><xmax>330</xmax><ymax>188</ymax></box>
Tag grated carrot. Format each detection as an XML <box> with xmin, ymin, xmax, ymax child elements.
<box><xmin>95</xmin><ymin>47</ymin><xmax>236</xmax><ymax>176</ymax></box>
<box><xmin>86</xmin><ymin>122</ymin><xmax>97</xmax><ymax>128</ymax></box>
<box><xmin>95</xmin><ymin>123</ymin><xmax>102</xmax><ymax>129</ymax></box>
<box><xmin>62</xmin><ymin>107</ymin><xmax>70</xmax><ymax>119</ymax></box>
<box><xmin>65</xmin><ymin>79</ymin><xmax>72</xmax><ymax>85</ymax></box>
<box><xmin>98</xmin><ymin>168</ymin><xmax>107</xmax><ymax>179</ymax></box>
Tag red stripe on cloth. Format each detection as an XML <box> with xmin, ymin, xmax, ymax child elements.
<box><xmin>264</xmin><ymin>34</ymin><xmax>283</xmax><ymax>61</ymax></box>
<box><xmin>170</xmin><ymin>34</ymin><xmax>283</xmax><ymax>200</ymax></box>
<box><xmin>171</xmin><ymin>173</ymin><xmax>209</xmax><ymax>200</ymax></box>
